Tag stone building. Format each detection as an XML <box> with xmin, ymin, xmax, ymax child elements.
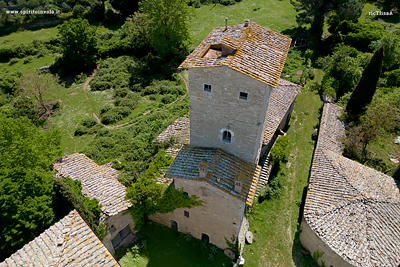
<box><xmin>150</xmin><ymin>21</ymin><xmax>301</xmax><ymax>252</ymax></box>
<box><xmin>53</xmin><ymin>153</ymin><xmax>134</xmax><ymax>255</ymax></box>
<box><xmin>300</xmin><ymin>103</ymin><xmax>400</xmax><ymax>267</ymax></box>
<box><xmin>0</xmin><ymin>210</ymin><xmax>120</xmax><ymax>266</ymax></box>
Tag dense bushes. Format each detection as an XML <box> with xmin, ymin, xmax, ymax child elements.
<box><xmin>89</xmin><ymin>56</ymin><xmax>133</xmax><ymax>91</ymax></box>
<box><xmin>327</xmin><ymin>20</ymin><xmax>386</xmax><ymax>52</ymax></box>
<box><xmin>0</xmin><ymin>39</ymin><xmax>58</xmax><ymax>61</ymax></box>
<box><xmin>270</xmin><ymin>136</ymin><xmax>288</xmax><ymax>164</ymax></box>
<box><xmin>52</xmin><ymin>178</ymin><xmax>99</xmax><ymax>231</ymax></box>
<box><xmin>99</xmin><ymin>91</ymin><xmax>139</xmax><ymax>124</ymax></box>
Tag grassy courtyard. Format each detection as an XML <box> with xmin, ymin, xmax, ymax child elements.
<box><xmin>117</xmin><ymin>222</ymin><xmax>232</xmax><ymax>267</ymax></box>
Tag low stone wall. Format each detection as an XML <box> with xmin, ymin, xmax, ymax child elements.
<box><xmin>300</xmin><ymin>216</ymin><xmax>353</xmax><ymax>267</ymax></box>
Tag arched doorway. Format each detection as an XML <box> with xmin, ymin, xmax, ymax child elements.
<box><xmin>170</xmin><ymin>220</ymin><xmax>178</xmax><ymax>230</ymax></box>
<box><xmin>201</xmin><ymin>233</ymin><xmax>209</xmax><ymax>244</ymax></box>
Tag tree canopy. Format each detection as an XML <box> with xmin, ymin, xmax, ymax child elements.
<box><xmin>16</xmin><ymin>72</ymin><xmax>61</xmax><ymax>113</ymax></box>
<box><xmin>346</xmin><ymin>44</ymin><xmax>384</xmax><ymax>118</ymax></box>
<box><xmin>125</xmin><ymin>151</ymin><xmax>202</xmax><ymax>230</ymax></box>
<box><xmin>109</xmin><ymin>0</ymin><xmax>139</xmax><ymax>16</ymax></box>
<box><xmin>57</xmin><ymin>18</ymin><xmax>97</xmax><ymax>73</ymax></box>
<box><xmin>139</xmin><ymin>0</ymin><xmax>194</xmax><ymax>57</ymax></box>
<box><xmin>0</xmin><ymin>114</ymin><xmax>62</xmax><ymax>261</ymax></box>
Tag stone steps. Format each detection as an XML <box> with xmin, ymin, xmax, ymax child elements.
<box><xmin>255</xmin><ymin>154</ymin><xmax>272</xmax><ymax>197</ymax></box>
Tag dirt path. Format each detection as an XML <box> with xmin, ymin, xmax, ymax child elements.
<box><xmin>167</xmin><ymin>72</ymin><xmax>188</xmax><ymax>107</ymax></box>
<box><xmin>92</xmin><ymin>71</ymin><xmax>189</xmax><ymax>130</ymax></box>
<box><xmin>83</xmin><ymin>64</ymin><xmax>100</xmax><ymax>92</ymax></box>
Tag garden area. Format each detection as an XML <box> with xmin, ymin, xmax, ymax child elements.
<box><xmin>116</xmin><ymin>222</ymin><xmax>231</xmax><ymax>267</ymax></box>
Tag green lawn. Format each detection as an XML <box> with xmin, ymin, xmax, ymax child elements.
<box><xmin>117</xmin><ymin>222</ymin><xmax>232</xmax><ymax>267</ymax></box>
<box><xmin>0</xmin><ymin>54</ymin><xmax>58</xmax><ymax>75</ymax></box>
<box><xmin>44</xmin><ymin>83</ymin><xmax>114</xmax><ymax>156</ymax></box>
<box><xmin>190</xmin><ymin>0</ymin><xmax>298</xmax><ymax>46</ymax></box>
<box><xmin>0</xmin><ymin>27</ymin><xmax>59</xmax><ymax>48</ymax></box>
<box><xmin>242</xmin><ymin>81</ymin><xmax>323</xmax><ymax>267</ymax></box>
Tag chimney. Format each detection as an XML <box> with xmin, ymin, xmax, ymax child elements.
<box><xmin>198</xmin><ymin>161</ymin><xmax>208</xmax><ymax>179</ymax></box>
<box><xmin>244</xmin><ymin>19</ymin><xmax>250</xmax><ymax>27</ymax></box>
<box><xmin>225</xmin><ymin>18</ymin><xmax>228</xmax><ymax>31</ymax></box>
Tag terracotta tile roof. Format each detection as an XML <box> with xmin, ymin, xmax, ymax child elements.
<box><xmin>53</xmin><ymin>153</ymin><xmax>132</xmax><ymax>218</ymax></box>
<box><xmin>179</xmin><ymin>22</ymin><xmax>291</xmax><ymax>87</ymax></box>
<box><xmin>166</xmin><ymin>146</ymin><xmax>261</xmax><ymax>205</ymax></box>
<box><xmin>304</xmin><ymin>103</ymin><xmax>400</xmax><ymax>267</ymax></box>
<box><xmin>263</xmin><ymin>79</ymin><xmax>301</xmax><ymax>145</ymax></box>
<box><xmin>0</xmin><ymin>210</ymin><xmax>120</xmax><ymax>267</ymax></box>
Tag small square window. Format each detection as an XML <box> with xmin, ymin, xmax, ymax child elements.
<box><xmin>204</xmin><ymin>84</ymin><xmax>212</xmax><ymax>92</ymax></box>
<box><xmin>184</xmin><ymin>211</ymin><xmax>189</xmax><ymax>218</ymax></box>
<box><xmin>239</xmin><ymin>92</ymin><xmax>248</xmax><ymax>100</ymax></box>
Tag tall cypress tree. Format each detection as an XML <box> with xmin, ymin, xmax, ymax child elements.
<box><xmin>346</xmin><ymin>44</ymin><xmax>384</xmax><ymax>118</ymax></box>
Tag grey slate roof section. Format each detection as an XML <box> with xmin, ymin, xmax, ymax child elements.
<box><xmin>166</xmin><ymin>146</ymin><xmax>261</xmax><ymax>205</ymax></box>
<box><xmin>263</xmin><ymin>79</ymin><xmax>301</xmax><ymax>146</ymax></box>
<box><xmin>53</xmin><ymin>153</ymin><xmax>132</xmax><ymax>218</ymax></box>
<box><xmin>304</xmin><ymin>103</ymin><xmax>400</xmax><ymax>267</ymax></box>
<box><xmin>0</xmin><ymin>210</ymin><xmax>120</xmax><ymax>267</ymax></box>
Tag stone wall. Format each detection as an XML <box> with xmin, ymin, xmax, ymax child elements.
<box><xmin>102</xmin><ymin>211</ymin><xmax>134</xmax><ymax>255</ymax></box>
<box><xmin>149</xmin><ymin>178</ymin><xmax>245</xmax><ymax>249</ymax></box>
<box><xmin>279</xmin><ymin>99</ymin><xmax>295</xmax><ymax>131</ymax></box>
<box><xmin>188</xmin><ymin>66</ymin><xmax>272</xmax><ymax>164</ymax></box>
<box><xmin>300</xmin><ymin>216</ymin><xmax>353</xmax><ymax>267</ymax></box>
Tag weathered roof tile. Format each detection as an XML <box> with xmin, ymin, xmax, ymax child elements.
<box><xmin>179</xmin><ymin>22</ymin><xmax>291</xmax><ymax>87</ymax></box>
<box><xmin>304</xmin><ymin>103</ymin><xmax>400</xmax><ymax>267</ymax></box>
<box><xmin>0</xmin><ymin>210</ymin><xmax>120</xmax><ymax>267</ymax></box>
<box><xmin>263</xmin><ymin>79</ymin><xmax>301</xmax><ymax>145</ymax></box>
<box><xmin>166</xmin><ymin>146</ymin><xmax>261</xmax><ymax>205</ymax></box>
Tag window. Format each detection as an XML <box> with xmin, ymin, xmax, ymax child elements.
<box><xmin>183</xmin><ymin>191</ymin><xmax>189</xmax><ymax>196</ymax></box>
<box><xmin>222</xmin><ymin>130</ymin><xmax>232</xmax><ymax>143</ymax></box>
<box><xmin>239</xmin><ymin>92</ymin><xmax>248</xmax><ymax>100</ymax></box>
<box><xmin>184</xmin><ymin>211</ymin><xmax>189</xmax><ymax>218</ymax></box>
<box><xmin>204</xmin><ymin>84</ymin><xmax>212</xmax><ymax>92</ymax></box>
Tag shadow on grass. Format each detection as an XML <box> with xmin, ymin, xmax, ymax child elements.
<box><xmin>116</xmin><ymin>221</ymin><xmax>232</xmax><ymax>267</ymax></box>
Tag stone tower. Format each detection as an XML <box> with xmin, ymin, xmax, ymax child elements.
<box><xmin>179</xmin><ymin>21</ymin><xmax>291</xmax><ymax>164</ymax></box>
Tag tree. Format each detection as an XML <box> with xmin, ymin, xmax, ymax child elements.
<box><xmin>125</xmin><ymin>151</ymin><xmax>202</xmax><ymax>230</ymax></box>
<box><xmin>109</xmin><ymin>0</ymin><xmax>139</xmax><ymax>16</ymax></box>
<box><xmin>337</xmin><ymin>0</ymin><xmax>363</xmax><ymax>22</ymax></box>
<box><xmin>16</xmin><ymin>72</ymin><xmax>61</xmax><ymax>114</ymax></box>
<box><xmin>0</xmin><ymin>114</ymin><xmax>62</xmax><ymax>261</ymax></box>
<box><xmin>139</xmin><ymin>0</ymin><xmax>194</xmax><ymax>57</ymax></box>
<box><xmin>370</xmin><ymin>33</ymin><xmax>400</xmax><ymax>70</ymax></box>
<box><xmin>57</xmin><ymin>19</ymin><xmax>98</xmax><ymax>73</ymax></box>
<box><xmin>346</xmin><ymin>44</ymin><xmax>384</xmax><ymax>118</ymax></box>
<box><xmin>344</xmin><ymin>102</ymin><xmax>400</xmax><ymax>160</ymax></box>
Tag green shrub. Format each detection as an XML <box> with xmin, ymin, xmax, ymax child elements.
<box><xmin>74</xmin><ymin>125</ymin><xmax>87</xmax><ymax>136</ymax></box>
<box><xmin>161</xmin><ymin>94</ymin><xmax>176</xmax><ymax>104</ymax></box>
<box><xmin>270</xmin><ymin>136</ymin><xmax>289</xmax><ymax>164</ymax></box>
<box><xmin>74</xmin><ymin>72</ymin><xmax>87</xmax><ymax>84</ymax></box>
<box><xmin>52</xmin><ymin>178</ymin><xmax>100</xmax><ymax>231</ymax></box>
<box><xmin>52</xmin><ymin>101</ymin><xmax>61</xmax><ymax>110</ymax></box>
<box><xmin>73</xmin><ymin>4</ymin><xmax>86</xmax><ymax>18</ymax></box>
<box><xmin>9</xmin><ymin>58</ymin><xmax>19</xmax><ymax>65</ymax></box>
<box><xmin>82</xmin><ymin>117</ymin><xmax>97</xmax><ymax>128</ymax></box>
<box><xmin>114</xmin><ymin>87</ymin><xmax>129</xmax><ymax>98</ymax></box>
<box><xmin>23</xmin><ymin>56</ymin><xmax>33</xmax><ymax>64</ymax></box>
<box><xmin>188</xmin><ymin>0</ymin><xmax>201</xmax><ymax>7</ymax></box>
<box><xmin>101</xmin><ymin>108</ymin><xmax>123</xmax><ymax>124</ymax></box>
<box><xmin>386</xmin><ymin>69</ymin><xmax>400</xmax><ymax>87</ymax></box>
